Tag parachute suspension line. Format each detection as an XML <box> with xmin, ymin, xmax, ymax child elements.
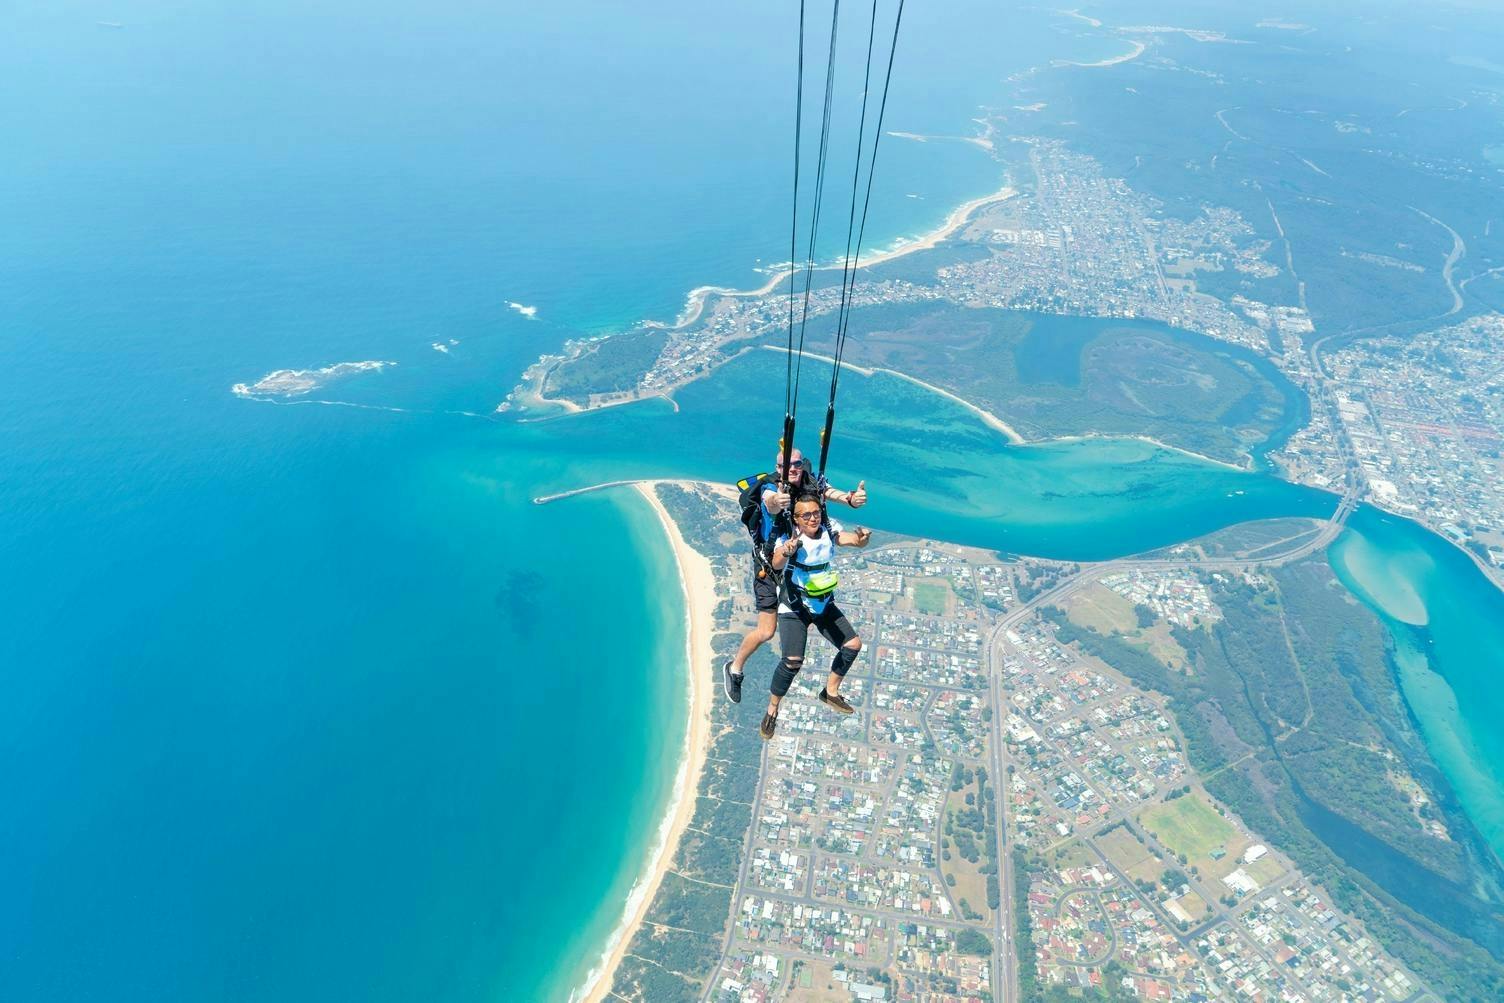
<box><xmin>789</xmin><ymin>0</ymin><xmax>844</xmax><ymax>427</ymax></box>
<box><xmin>819</xmin><ymin>0</ymin><xmax>881</xmax><ymax>478</ymax></box>
<box><xmin>781</xmin><ymin>0</ymin><xmax>808</xmax><ymax>486</ymax></box>
<box><xmin>784</xmin><ymin>0</ymin><xmax>805</xmax><ymax>421</ymax></box>
<box><xmin>820</xmin><ymin>0</ymin><xmax>907</xmax><ymax>478</ymax></box>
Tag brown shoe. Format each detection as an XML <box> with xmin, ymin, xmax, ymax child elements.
<box><xmin>819</xmin><ymin>688</ymin><xmax>855</xmax><ymax>714</ymax></box>
<box><xmin>760</xmin><ymin>712</ymin><xmax>778</xmax><ymax>740</ymax></box>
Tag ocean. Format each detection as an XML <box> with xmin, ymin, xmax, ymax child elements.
<box><xmin>6</xmin><ymin>2</ymin><xmax>1504</xmax><ymax>1000</ymax></box>
<box><xmin>0</xmin><ymin>2</ymin><xmax>1034</xmax><ymax>999</ymax></box>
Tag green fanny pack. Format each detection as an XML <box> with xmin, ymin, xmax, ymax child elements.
<box><xmin>802</xmin><ymin>569</ymin><xmax>840</xmax><ymax>598</ymax></box>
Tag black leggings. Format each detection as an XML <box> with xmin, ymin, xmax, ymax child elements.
<box><xmin>771</xmin><ymin>602</ymin><xmax>859</xmax><ymax>697</ymax></box>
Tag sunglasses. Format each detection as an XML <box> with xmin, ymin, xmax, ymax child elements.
<box><xmin>793</xmin><ymin>510</ymin><xmax>823</xmax><ymax>522</ymax></box>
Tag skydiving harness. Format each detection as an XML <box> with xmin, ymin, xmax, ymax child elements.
<box><xmin>782</xmin><ymin>543</ymin><xmax>841</xmax><ymax>606</ymax></box>
<box><xmin>737</xmin><ymin>469</ymin><xmax>831</xmax><ymax>579</ymax></box>
<box><xmin>734</xmin><ymin>0</ymin><xmax>905</xmax><ymax>584</ymax></box>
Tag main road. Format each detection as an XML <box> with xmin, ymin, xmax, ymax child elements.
<box><xmin>984</xmin><ymin>464</ymin><xmax>1359</xmax><ymax>1002</ymax></box>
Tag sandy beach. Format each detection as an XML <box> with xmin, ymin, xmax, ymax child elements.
<box><xmin>523</xmin><ymin>180</ymin><xmax>1017</xmax><ymax>414</ymax></box>
<box><xmin>665</xmin><ymin>184</ymin><xmax>1018</xmax><ymax>331</ymax></box>
<box><xmin>577</xmin><ymin>481</ymin><xmax>716</xmax><ymax>1003</ymax></box>
<box><xmin>760</xmin><ymin>345</ymin><xmax>1025</xmax><ymax>443</ymax></box>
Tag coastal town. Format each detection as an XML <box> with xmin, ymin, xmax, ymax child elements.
<box><xmin>1272</xmin><ymin>313</ymin><xmax>1504</xmax><ymax>579</ymax></box>
<box><xmin>507</xmin><ymin>120</ymin><xmax>1504</xmax><ymax>588</ymax></box>
<box><xmin>508</xmin><ymin>78</ymin><xmax>1504</xmax><ymax>1003</ymax></box>
<box><xmin>595</xmin><ymin>482</ymin><xmax>1438</xmax><ymax>1003</ymax></box>
<box><xmin>501</xmin><ymin>134</ymin><xmax>1288</xmax><ymax>418</ymax></box>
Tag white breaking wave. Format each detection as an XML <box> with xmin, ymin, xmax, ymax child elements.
<box><xmin>231</xmin><ymin>360</ymin><xmax>394</xmax><ymax>398</ymax></box>
<box><xmin>507</xmin><ymin>301</ymin><xmax>539</xmax><ymax>319</ymax></box>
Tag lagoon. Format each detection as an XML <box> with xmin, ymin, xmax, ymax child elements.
<box><xmin>7</xmin><ymin>1</ymin><xmax>1504</xmax><ymax>999</ymax></box>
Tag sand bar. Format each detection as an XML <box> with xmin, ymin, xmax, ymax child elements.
<box><xmin>576</xmin><ymin>481</ymin><xmax>716</xmax><ymax>1003</ymax></box>
<box><xmin>761</xmin><ymin>346</ymin><xmax>1025</xmax><ymax>443</ymax></box>
<box><xmin>754</xmin><ymin>345</ymin><xmax>1259</xmax><ymax>468</ymax></box>
<box><xmin>1060</xmin><ymin>38</ymin><xmax>1147</xmax><ymax>68</ymax></box>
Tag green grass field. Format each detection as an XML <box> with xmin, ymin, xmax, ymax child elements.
<box><xmin>1066</xmin><ymin>583</ymin><xmax>1189</xmax><ymax>670</ymax></box>
<box><xmin>1097</xmin><ymin>826</ymin><xmax>1163</xmax><ymax>884</ymax></box>
<box><xmin>912</xmin><ymin>580</ymin><xmax>951</xmax><ymax>616</ymax></box>
<box><xmin>1141</xmin><ymin>795</ymin><xmax>1237</xmax><ymax>863</ymax></box>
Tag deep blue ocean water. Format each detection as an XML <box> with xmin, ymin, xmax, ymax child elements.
<box><xmin>8</xmin><ymin>2</ymin><xmax>1504</xmax><ymax>999</ymax></box>
<box><xmin>0</xmin><ymin>2</ymin><xmax>1054</xmax><ymax>999</ymax></box>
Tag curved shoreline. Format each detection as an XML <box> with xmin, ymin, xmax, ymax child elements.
<box><xmin>522</xmin><ymin>182</ymin><xmax>1015</xmax><ymax>415</ymax></box>
<box><xmin>573</xmin><ymin>481</ymin><xmax>715</xmax><ymax>1003</ymax></box>
<box><xmin>751</xmin><ymin>344</ymin><xmax>1246</xmax><ymax>470</ymax></box>
<box><xmin>659</xmin><ymin>184</ymin><xmax>1017</xmax><ymax>332</ymax></box>
<box><xmin>757</xmin><ymin>345</ymin><xmax>1025</xmax><ymax>443</ymax></box>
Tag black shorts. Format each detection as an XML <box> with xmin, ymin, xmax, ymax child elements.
<box><xmin>777</xmin><ymin>601</ymin><xmax>857</xmax><ymax>662</ymax></box>
<box><xmin>751</xmin><ymin>555</ymin><xmax>779</xmax><ymax>613</ymax></box>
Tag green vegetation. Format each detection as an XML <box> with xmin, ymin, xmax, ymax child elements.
<box><xmin>944</xmin><ymin>768</ymin><xmax>1000</xmax><ymax>915</ymax></box>
<box><xmin>546</xmin><ymin>328</ymin><xmax>666</xmax><ymax>403</ymax></box>
<box><xmin>1016</xmin><ymin>562</ymin><xmax>1075</xmax><ymax>603</ymax></box>
<box><xmin>1175</xmin><ymin>517</ymin><xmax>1327</xmax><ymax>560</ymax></box>
<box><xmin>1064</xmin><ymin>582</ymin><xmax>1187</xmax><ymax>670</ymax></box>
<box><xmin>912</xmin><ymin>580</ymin><xmax>950</xmax><ymax>616</ymax></box>
<box><xmin>1013</xmin><ymin>850</ymin><xmax>1137</xmax><ymax>1003</ymax></box>
<box><xmin>808</xmin><ymin>302</ymin><xmax>1299</xmax><ymax>465</ymax></box>
<box><xmin>606</xmin><ymin>486</ymin><xmax>764</xmax><ymax>1003</ymax></box>
<box><xmin>1042</xmin><ymin>557</ymin><xmax>1504</xmax><ymax>999</ymax></box>
<box><xmin>955</xmin><ymin>928</ymin><xmax>993</xmax><ymax>956</ymax></box>
<box><xmin>1141</xmin><ymin>794</ymin><xmax>1236</xmax><ymax>866</ymax></box>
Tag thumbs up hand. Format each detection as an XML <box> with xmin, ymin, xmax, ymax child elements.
<box><xmin>848</xmin><ymin>480</ymin><xmax>868</xmax><ymax>509</ymax></box>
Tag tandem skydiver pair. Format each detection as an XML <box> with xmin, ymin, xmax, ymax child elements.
<box><xmin>723</xmin><ymin>447</ymin><xmax>871</xmax><ymax>739</ymax></box>
<box><xmin>718</xmin><ymin>0</ymin><xmax>906</xmax><ymax>736</ymax></box>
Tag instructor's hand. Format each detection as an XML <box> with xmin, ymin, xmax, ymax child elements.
<box><xmin>768</xmin><ymin>489</ymin><xmax>791</xmax><ymax>514</ymax></box>
<box><xmin>849</xmin><ymin>480</ymin><xmax>867</xmax><ymax>508</ymax></box>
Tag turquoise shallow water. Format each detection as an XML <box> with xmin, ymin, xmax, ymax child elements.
<box><xmin>7</xmin><ymin>1</ymin><xmax>1504</xmax><ymax>999</ymax></box>
<box><xmin>1330</xmin><ymin>508</ymin><xmax>1504</xmax><ymax>863</ymax></box>
<box><xmin>514</xmin><ymin>350</ymin><xmax>1337</xmax><ymax>558</ymax></box>
<box><xmin>0</xmin><ymin>2</ymin><xmax>1056</xmax><ymax>1000</ymax></box>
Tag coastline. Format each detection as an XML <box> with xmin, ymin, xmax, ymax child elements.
<box><xmin>657</xmin><ymin>184</ymin><xmax>1018</xmax><ymax>332</ymax></box>
<box><xmin>575</xmin><ymin>481</ymin><xmax>716</xmax><ymax>1003</ymax></box>
<box><xmin>753</xmin><ymin>344</ymin><xmax>1255</xmax><ymax>469</ymax></box>
<box><xmin>758</xmin><ymin>345</ymin><xmax>1025</xmax><ymax>443</ymax></box>
<box><xmin>523</xmin><ymin>182</ymin><xmax>1016</xmax><ymax>415</ymax></box>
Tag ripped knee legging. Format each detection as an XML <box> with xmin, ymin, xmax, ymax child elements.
<box><xmin>771</xmin><ymin>603</ymin><xmax>859</xmax><ymax>697</ymax></box>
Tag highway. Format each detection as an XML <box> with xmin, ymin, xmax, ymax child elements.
<box><xmin>983</xmin><ymin>463</ymin><xmax>1359</xmax><ymax>1001</ymax></box>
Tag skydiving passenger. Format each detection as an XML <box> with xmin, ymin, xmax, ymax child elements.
<box><xmin>759</xmin><ymin>492</ymin><xmax>872</xmax><ymax>739</ymax></box>
<box><xmin>723</xmin><ymin>448</ymin><xmax>868</xmax><ymax>704</ymax></box>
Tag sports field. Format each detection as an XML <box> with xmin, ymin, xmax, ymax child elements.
<box><xmin>1141</xmin><ymin>795</ymin><xmax>1236</xmax><ymax>863</ymax></box>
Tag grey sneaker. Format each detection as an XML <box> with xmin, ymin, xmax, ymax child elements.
<box><xmin>819</xmin><ymin>688</ymin><xmax>855</xmax><ymax>714</ymax></box>
<box><xmin>722</xmin><ymin>659</ymin><xmax>743</xmax><ymax>704</ymax></box>
<box><xmin>760</xmin><ymin>712</ymin><xmax>778</xmax><ymax>740</ymax></box>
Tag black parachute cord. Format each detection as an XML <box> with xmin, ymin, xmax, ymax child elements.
<box><xmin>789</xmin><ymin>0</ymin><xmax>843</xmax><ymax>427</ymax></box>
<box><xmin>829</xmin><ymin>0</ymin><xmax>905</xmax><ymax>411</ymax></box>
<box><xmin>781</xmin><ymin>0</ymin><xmax>807</xmax><ymax>488</ymax></box>
<box><xmin>819</xmin><ymin>0</ymin><xmax>880</xmax><ymax>479</ymax></box>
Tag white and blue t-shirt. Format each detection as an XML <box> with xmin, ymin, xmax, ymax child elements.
<box><xmin>773</xmin><ymin>525</ymin><xmax>843</xmax><ymax>615</ymax></box>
